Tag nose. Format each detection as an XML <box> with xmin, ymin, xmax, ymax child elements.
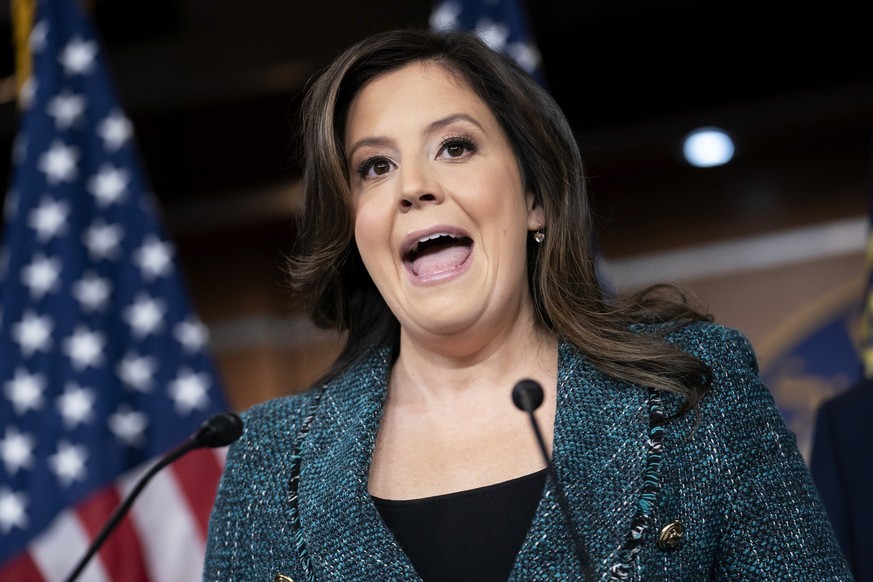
<box><xmin>398</xmin><ymin>161</ymin><xmax>442</xmax><ymax>212</ymax></box>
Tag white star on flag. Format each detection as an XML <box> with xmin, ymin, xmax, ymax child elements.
<box><xmin>175</xmin><ymin>318</ymin><xmax>209</xmax><ymax>352</ymax></box>
<box><xmin>46</xmin><ymin>91</ymin><xmax>86</xmax><ymax>130</ymax></box>
<box><xmin>72</xmin><ymin>272</ymin><xmax>112</xmax><ymax>311</ymax></box>
<box><xmin>124</xmin><ymin>294</ymin><xmax>166</xmax><ymax>338</ymax></box>
<box><xmin>11</xmin><ymin>310</ymin><xmax>53</xmax><ymax>357</ymax></box>
<box><xmin>169</xmin><ymin>368</ymin><xmax>211</xmax><ymax>414</ymax></box>
<box><xmin>97</xmin><ymin>111</ymin><xmax>133</xmax><ymax>151</ymax></box>
<box><xmin>117</xmin><ymin>352</ymin><xmax>157</xmax><ymax>392</ymax></box>
<box><xmin>430</xmin><ymin>0</ymin><xmax>462</xmax><ymax>30</ymax></box>
<box><xmin>108</xmin><ymin>406</ymin><xmax>149</xmax><ymax>447</ymax></box>
<box><xmin>475</xmin><ymin>18</ymin><xmax>510</xmax><ymax>52</ymax></box>
<box><xmin>59</xmin><ymin>36</ymin><xmax>97</xmax><ymax>75</ymax></box>
<box><xmin>87</xmin><ymin>164</ymin><xmax>129</xmax><ymax>206</ymax></box>
<box><xmin>0</xmin><ymin>427</ymin><xmax>36</xmax><ymax>476</ymax></box>
<box><xmin>62</xmin><ymin>325</ymin><xmax>105</xmax><ymax>371</ymax></box>
<box><xmin>48</xmin><ymin>441</ymin><xmax>88</xmax><ymax>487</ymax></box>
<box><xmin>507</xmin><ymin>41</ymin><xmax>541</xmax><ymax>74</ymax></box>
<box><xmin>28</xmin><ymin>196</ymin><xmax>69</xmax><ymax>242</ymax></box>
<box><xmin>134</xmin><ymin>235</ymin><xmax>173</xmax><ymax>279</ymax></box>
<box><xmin>21</xmin><ymin>254</ymin><xmax>61</xmax><ymax>299</ymax></box>
<box><xmin>3</xmin><ymin>368</ymin><xmax>46</xmax><ymax>416</ymax></box>
<box><xmin>37</xmin><ymin>140</ymin><xmax>79</xmax><ymax>184</ymax></box>
<box><xmin>83</xmin><ymin>219</ymin><xmax>123</xmax><ymax>260</ymax></box>
<box><xmin>56</xmin><ymin>383</ymin><xmax>96</xmax><ymax>429</ymax></box>
<box><xmin>0</xmin><ymin>488</ymin><xmax>29</xmax><ymax>534</ymax></box>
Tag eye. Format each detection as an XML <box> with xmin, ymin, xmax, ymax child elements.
<box><xmin>357</xmin><ymin>156</ymin><xmax>395</xmax><ymax>180</ymax></box>
<box><xmin>438</xmin><ymin>136</ymin><xmax>477</xmax><ymax>160</ymax></box>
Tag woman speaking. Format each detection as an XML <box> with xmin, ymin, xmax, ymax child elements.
<box><xmin>204</xmin><ymin>28</ymin><xmax>852</xmax><ymax>581</ymax></box>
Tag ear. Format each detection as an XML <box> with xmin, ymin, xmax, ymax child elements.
<box><xmin>526</xmin><ymin>193</ymin><xmax>544</xmax><ymax>230</ymax></box>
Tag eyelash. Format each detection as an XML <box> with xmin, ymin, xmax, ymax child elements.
<box><xmin>438</xmin><ymin>135</ymin><xmax>478</xmax><ymax>158</ymax></box>
<box><xmin>354</xmin><ymin>135</ymin><xmax>479</xmax><ymax>180</ymax></box>
<box><xmin>356</xmin><ymin>155</ymin><xmax>392</xmax><ymax>180</ymax></box>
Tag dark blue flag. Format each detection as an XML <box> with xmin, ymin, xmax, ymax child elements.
<box><xmin>0</xmin><ymin>0</ymin><xmax>229</xmax><ymax>579</ymax></box>
<box><xmin>430</xmin><ymin>0</ymin><xmax>546</xmax><ymax>87</ymax></box>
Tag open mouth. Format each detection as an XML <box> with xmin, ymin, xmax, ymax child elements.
<box><xmin>403</xmin><ymin>233</ymin><xmax>473</xmax><ymax>278</ymax></box>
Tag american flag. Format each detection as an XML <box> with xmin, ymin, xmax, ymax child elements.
<box><xmin>430</xmin><ymin>0</ymin><xmax>546</xmax><ymax>87</ymax></box>
<box><xmin>0</xmin><ymin>0</ymin><xmax>230</xmax><ymax>580</ymax></box>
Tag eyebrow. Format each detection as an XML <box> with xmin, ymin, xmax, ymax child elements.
<box><xmin>425</xmin><ymin>113</ymin><xmax>486</xmax><ymax>135</ymax></box>
<box><xmin>345</xmin><ymin>113</ymin><xmax>486</xmax><ymax>162</ymax></box>
<box><xmin>345</xmin><ymin>136</ymin><xmax>394</xmax><ymax>164</ymax></box>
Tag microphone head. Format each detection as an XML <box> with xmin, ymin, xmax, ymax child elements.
<box><xmin>192</xmin><ymin>412</ymin><xmax>244</xmax><ymax>448</ymax></box>
<box><xmin>512</xmin><ymin>379</ymin><xmax>544</xmax><ymax>412</ymax></box>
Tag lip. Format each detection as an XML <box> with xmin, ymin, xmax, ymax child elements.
<box><xmin>400</xmin><ymin>224</ymin><xmax>474</xmax><ymax>287</ymax></box>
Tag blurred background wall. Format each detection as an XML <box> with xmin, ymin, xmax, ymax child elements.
<box><xmin>0</xmin><ymin>0</ymin><xmax>869</xmax><ymax>460</ymax></box>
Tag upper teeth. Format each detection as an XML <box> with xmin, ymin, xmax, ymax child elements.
<box><xmin>418</xmin><ymin>232</ymin><xmax>455</xmax><ymax>244</ymax></box>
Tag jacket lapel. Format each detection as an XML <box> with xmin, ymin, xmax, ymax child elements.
<box><xmin>296</xmin><ymin>346</ymin><xmax>421</xmax><ymax>579</ymax></box>
<box><xmin>511</xmin><ymin>341</ymin><xmax>654</xmax><ymax>580</ymax></box>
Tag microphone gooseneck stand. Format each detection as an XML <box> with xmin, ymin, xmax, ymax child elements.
<box><xmin>513</xmin><ymin>379</ymin><xmax>594</xmax><ymax>582</ymax></box>
<box><xmin>63</xmin><ymin>412</ymin><xmax>244</xmax><ymax>582</ymax></box>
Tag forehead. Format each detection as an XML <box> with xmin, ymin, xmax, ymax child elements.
<box><xmin>344</xmin><ymin>61</ymin><xmax>495</xmax><ymax>139</ymax></box>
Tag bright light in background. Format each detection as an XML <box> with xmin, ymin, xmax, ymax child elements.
<box><xmin>683</xmin><ymin>127</ymin><xmax>735</xmax><ymax>167</ymax></box>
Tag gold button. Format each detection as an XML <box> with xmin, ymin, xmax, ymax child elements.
<box><xmin>657</xmin><ymin>520</ymin><xmax>685</xmax><ymax>550</ymax></box>
<box><xmin>275</xmin><ymin>574</ymin><xmax>294</xmax><ymax>582</ymax></box>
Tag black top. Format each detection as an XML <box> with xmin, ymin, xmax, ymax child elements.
<box><xmin>372</xmin><ymin>468</ymin><xmax>548</xmax><ymax>581</ymax></box>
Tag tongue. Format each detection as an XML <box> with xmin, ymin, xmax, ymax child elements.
<box><xmin>411</xmin><ymin>246</ymin><xmax>471</xmax><ymax>277</ymax></box>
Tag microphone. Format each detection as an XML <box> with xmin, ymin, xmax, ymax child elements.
<box><xmin>513</xmin><ymin>380</ymin><xmax>592</xmax><ymax>581</ymax></box>
<box><xmin>190</xmin><ymin>410</ymin><xmax>244</xmax><ymax>448</ymax></box>
<box><xmin>64</xmin><ymin>411</ymin><xmax>243</xmax><ymax>582</ymax></box>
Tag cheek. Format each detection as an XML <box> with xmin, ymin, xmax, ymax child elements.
<box><xmin>477</xmin><ymin>162</ymin><xmax>526</xmax><ymax>212</ymax></box>
<box><xmin>353</xmin><ymin>197</ymin><xmax>390</xmax><ymax>266</ymax></box>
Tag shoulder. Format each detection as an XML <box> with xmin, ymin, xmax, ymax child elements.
<box><xmin>659</xmin><ymin>320</ymin><xmax>756</xmax><ymax>370</ymax></box>
<box><xmin>646</xmin><ymin>320</ymin><xmax>764</xmax><ymax>417</ymax></box>
<box><xmin>206</xmin><ymin>390</ymin><xmax>330</xmax><ymax>578</ymax></box>
<box><xmin>648</xmin><ymin>321</ymin><xmax>759</xmax><ymax>388</ymax></box>
<box><xmin>221</xmin><ymin>389</ymin><xmax>324</xmax><ymax>472</ymax></box>
<box><xmin>631</xmin><ymin>319</ymin><xmax>759</xmax><ymax>384</ymax></box>
<box><xmin>233</xmin><ymin>343</ymin><xmax>392</xmax><ymax>455</ymax></box>
<box><xmin>663</xmin><ymin>322</ymin><xmax>786</xmax><ymax>450</ymax></box>
<box><xmin>240</xmin><ymin>389</ymin><xmax>323</xmax><ymax>440</ymax></box>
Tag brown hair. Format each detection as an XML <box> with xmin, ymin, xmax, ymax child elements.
<box><xmin>288</xmin><ymin>28</ymin><xmax>712</xmax><ymax>410</ymax></box>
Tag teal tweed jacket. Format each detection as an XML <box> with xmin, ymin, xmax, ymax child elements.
<box><xmin>203</xmin><ymin>322</ymin><xmax>853</xmax><ymax>581</ymax></box>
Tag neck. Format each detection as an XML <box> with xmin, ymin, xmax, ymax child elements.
<box><xmin>390</xmin><ymin>321</ymin><xmax>558</xmax><ymax>407</ymax></box>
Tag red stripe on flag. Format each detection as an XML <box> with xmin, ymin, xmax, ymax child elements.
<box><xmin>76</xmin><ymin>486</ymin><xmax>149</xmax><ymax>582</ymax></box>
<box><xmin>0</xmin><ymin>551</ymin><xmax>45</xmax><ymax>582</ymax></box>
<box><xmin>170</xmin><ymin>448</ymin><xmax>224</xmax><ymax>541</ymax></box>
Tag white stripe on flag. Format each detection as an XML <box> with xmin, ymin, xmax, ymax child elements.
<box><xmin>30</xmin><ymin>509</ymin><xmax>110</xmax><ymax>582</ymax></box>
<box><xmin>212</xmin><ymin>445</ymin><xmax>228</xmax><ymax>467</ymax></box>
<box><xmin>120</xmin><ymin>463</ymin><xmax>204</xmax><ymax>582</ymax></box>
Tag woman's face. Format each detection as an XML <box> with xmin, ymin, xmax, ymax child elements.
<box><xmin>344</xmin><ymin>61</ymin><xmax>543</xmax><ymax>344</ymax></box>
